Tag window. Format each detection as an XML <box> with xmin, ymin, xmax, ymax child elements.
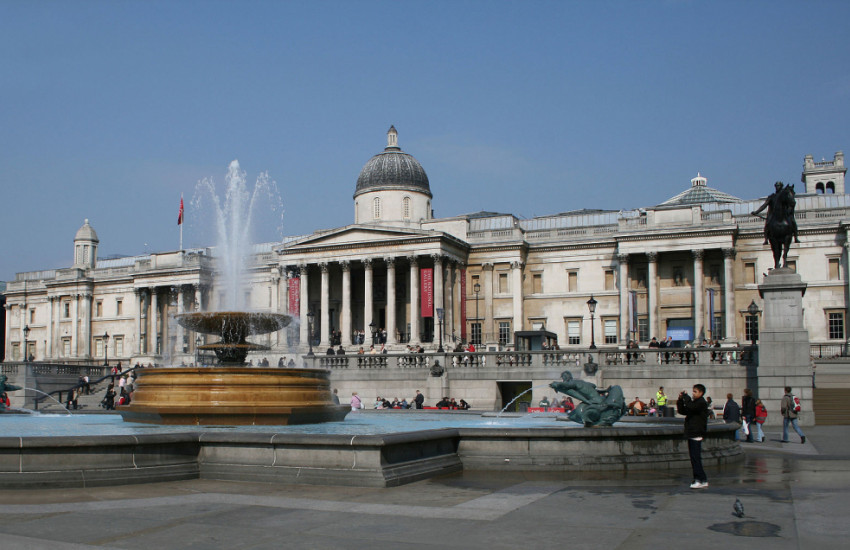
<box><xmin>11</xmin><ymin>343</ymin><xmax>20</xmax><ymax>361</ymax></box>
<box><xmin>62</xmin><ymin>338</ymin><xmax>71</xmax><ymax>358</ymax></box>
<box><xmin>471</xmin><ymin>322</ymin><xmax>482</xmax><ymax>345</ymax></box>
<box><xmin>604</xmin><ymin>319</ymin><xmax>618</xmax><ymax>344</ymax></box>
<box><xmin>636</xmin><ymin>268</ymin><xmax>647</xmax><ymax>289</ymax></box>
<box><xmin>567</xmin><ymin>271</ymin><xmax>578</xmax><ymax>292</ymax></box>
<box><xmin>744</xmin><ymin>262</ymin><xmax>756</xmax><ymax>284</ymax></box>
<box><xmin>403</xmin><ymin>196</ymin><xmax>411</xmax><ymax>219</ymax></box>
<box><xmin>471</xmin><ymin>274</ymin><xmax>480</xmax><ymax>293</ymax></box>
<box><xmin>567</xmin><ymin>319</ymin><xmax>581</xmax><ymax>345</ymax></box>
<box><xmin>64</xmin><ymin>303</ymin><xmax>70</xmax><ymax>318</ymax></box>
<box><xmin>827</xmin><ymin>181</ymin><xmax>835</xmax><ymax>194</ymax></box>
<box><xmin>745</xmin><ymin>314</ymin><xmax>759</xmax><ymax>343</ymax></box>
<box><xmin>498</xmin><ymin>273</ymin><xmax>508</xmax><ymax>294</ymax></box>
<box><xmin>816</xmin><ymin>182</ymin><xmax>824</xmax><ymax>194</ymax></box>
<box><xmin>828</xmin><ymin>312</ymin><xmax>845</xmax><ymax>340</ymax></box>
<box><xmin>711</xmin><ymin>316</ymin><xmax>724</xmax><ymax>339</ymax></box>
<box><xmin>498</xmin><ymin>321</ymin><xmax>511</xmax><ymax>346</ymax></box>
<box><xmin>95</xmin><ymin>338</ymin><xmax>104</xmax><ymax>357</ymax></box>
<box><xmin>29</xmin><ymin>309</ymin><xmax>35</xmax><ymax>323</ymax></box>
<box><xmin>373</xmin><ymin>197</ymin><xmax>381</xmax><ymax>219</ymax></box>
<box><xmin>532</xmin><ymin>273</ymin><xmax>543</xmax><ymax>294</ymax></box>
<box><xmin>114</xmin><ymin>336</ymin><xmax>124</xmax><ymax>357</ymax></box>
<box><xmin>638</xmin><ymin>316</ymin><xmax>649</xmax><ymax>342</ymax></box>
<box><xmin>26</xmin><ymin>341</ymin><xmax>36</xmax><ymax>360</ymax></box>
<box><xmin>116</xmin><ymin>299</ymin><xmax>123</xmax><ymax>316</ymax></box>
<box><xmin>672</xmin><ymin>266</ymin><xmax>685</xmax><ymax>286</ymax></box>
<box><xmin>604</xmin><ymin>270</ymin><xmax>615</xmax><ymax>291</ymax></box>
<box><xmin>828</xmin><ymin>258</ymin><xmax>840</xmax><ymax>280</ymax></box>
<box><xmin>709</xmin><ymin>264</ymin><xmax>721</xmax><ymax>285</ymax></box>
<box><xmin>96</xmin><ymin>301</ymin><xmax>103</xmax><ymax>317</ymax></box>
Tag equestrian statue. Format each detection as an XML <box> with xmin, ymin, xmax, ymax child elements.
<box><xmin>752</xmin><ymin>181</ymin><xmax>799</xmax><ymax>269</ymax></box>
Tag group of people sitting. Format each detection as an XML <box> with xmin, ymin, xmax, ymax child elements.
<box><xmin>627</xmin><ymin>396</ymin><xmax>664</xmax><ymax>416</ymax></box>
<box><xmin>537</xmin><ymin>396</ymin><xmax>576</xmax><ymax>411</ymax></box>
<box><xmin>434</xmin><ymin>396</ymin><xmax>470</xmax><ymax>410</ymax></box>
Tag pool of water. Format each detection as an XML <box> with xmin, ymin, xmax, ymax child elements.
<box><xmin>0</xmin><ymin>410</ymin><xmax>578</xmax><ymax>437</ymax></box>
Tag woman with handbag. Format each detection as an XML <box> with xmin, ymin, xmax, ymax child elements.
<box><xmin>754</xmin><ymin>399</ymin><xmax>768</xmax><ymax>442</ymax></box>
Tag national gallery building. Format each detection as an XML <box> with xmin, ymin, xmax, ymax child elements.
<box><xmin>3</xmin><ymin>128</ymin><xmax>848</xmax><ymax>366</ymax></box>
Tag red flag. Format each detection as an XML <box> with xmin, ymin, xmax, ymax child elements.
<box><xmin>177</xmin><ymin>197</ymin><xmax>184</xmax><ymax>225</ymax></box>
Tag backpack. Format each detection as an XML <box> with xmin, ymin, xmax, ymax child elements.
<box><xmin>792</xmin><ymin>395</ymin><xmax>802</xmax><ymax>413</ymax></box>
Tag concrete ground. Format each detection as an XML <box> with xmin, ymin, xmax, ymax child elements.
<box><xmin>0</xmin><ymin>426</ymin><xmax>848</xmax><ymax>550</ymax></box>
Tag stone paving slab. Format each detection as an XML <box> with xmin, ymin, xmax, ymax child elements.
<box><xmin>0</xmin><ymin>426</ymin><xmax>848</xmax><ymax>549</ymax></box>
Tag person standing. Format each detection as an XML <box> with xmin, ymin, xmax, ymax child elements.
<box><xmin>656</xmin><ymin>387</ymin><xmax>668</xmax><ymax>416</ymax></box>
<box><xmin>722</xmin><ymin>393</ymin><xmax>741</xmax><ymax>439</ymax></box>
<box><xmin>754</xmin><ymin>399</ymin><xmax>768</xmax><ymax>442</ymax></box>
<box><xmin>741</xmin><ymin>389</ymin><xmax>756</xmax><ymax>442</ymax></box>
<box><xmin>781</xmin><ymin>386</ymin><xmax>806</xmax><ymax>444</ymax></box>
<box><xmin>677</xmin><ymin>384</ymin><xmax>710</xmax><ymax>489</ymax></box>
<box><xmin>331</xmin><ymin>389</ymin><xmax>340</xmax><ymax>405</ymax></box>
<box><xmin>414</xmin><ymin>390</ymin><xmax>424</xmax><ymax>409</ymax></box>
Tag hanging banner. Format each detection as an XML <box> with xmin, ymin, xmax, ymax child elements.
<box><xmin>629</xmin><ymin>291</ymin><xmax>637</xmax><ymax>340</ymax></box>
<box><xmin>288</xmin><ymin>276</ymin><xmax>300</xmax><ymax>317</ymax></box>
<box><xmin>707</xmin><ymin>288</ymin><xmax>715</xmax><ymax>337</ymax></box>
<box><xmin>460</xmin><ymin>268</ymin><xmax>467</xmax><ymax>340</ymax></box>
<box><xmin>420</xmin><ymin>268</ymin><xmax>433</xmax><ymax>318</ymax></box>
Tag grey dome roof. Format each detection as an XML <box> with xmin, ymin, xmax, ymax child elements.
<box><xmin>74</xmin><ymin>219</ymin><xmax>99</xmax><ymax>242</ymax></box>
<box><xmin>658</xmin><ymin>173</ymin><xmax>742</xmax><ymax>206</ymax></box>
<box><xmin>354</xmin><ymin>126</ymin><xmax>432</xmax><ymax>199</ymax></box>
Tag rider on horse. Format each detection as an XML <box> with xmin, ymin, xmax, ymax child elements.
<box><xmin>752</xmin><ymin>181</ymin><xmax>799</xmax><ymax>245</ymax></box>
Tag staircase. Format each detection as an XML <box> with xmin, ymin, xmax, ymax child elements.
<box><xmin>813</xmin><ymin>388</ymin><xmax>850</xmax><ymax>425</ymax></box>
<box><xmin>36</xmin><ymin>378</ymin><xmax>115</xmax><ymax>413</ymax></box>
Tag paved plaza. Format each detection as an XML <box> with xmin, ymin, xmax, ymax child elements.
<box><xmin>0</xmin><ymin>425</ymin><xmax>847</xmax><ymax>549</ymax></box>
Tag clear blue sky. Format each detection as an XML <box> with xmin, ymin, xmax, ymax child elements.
<box><xmin>2</xmin><ymin>0</ymin><xmax>848</xmax><ymax>281</ymax></box>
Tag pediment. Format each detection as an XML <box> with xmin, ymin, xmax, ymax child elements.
<box><xmin>281</xmin><ymin>225</ymin><xmax>438</xmax><ymax>251</ymax></box>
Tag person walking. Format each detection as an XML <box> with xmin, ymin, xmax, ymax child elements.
<box><xmin>754</xmin><ymin>399</ymin><xmax>768</xmax><ymax>442</ymax></box>
<box><xmin>722</xmin><ymin>393</ymin><xmax>741</xmax><ymax>440</ymax></box>
<box><xmin>741</xmin><ymin>388</ymin><xmax>756</xmax><ymax>442</ymax></box>
<box><xmin>781</xmin><ymin>386</ymin><xmax>806</xmax><ymax>444</ymax></box>
<box><xmin>677</xmin><ymin>383</ymin><xmax>710</xmax><ymax>489</ymax></box>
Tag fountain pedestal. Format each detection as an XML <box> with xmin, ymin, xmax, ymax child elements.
<box><xmin>121</xmin><ymin>367</ymin><xmax>349</xmax><ymax>425</ymax></box>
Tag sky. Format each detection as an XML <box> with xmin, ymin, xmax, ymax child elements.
<box><xmin>1</xmin><ymin>0</ymin><xmax>849</xmax><ymax>281</ymax></box>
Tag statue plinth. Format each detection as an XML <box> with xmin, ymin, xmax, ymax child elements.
<box><xmin>756</xmin><ymin>268</ymin><xmax>814</xmax><ymax>426</ymax></box>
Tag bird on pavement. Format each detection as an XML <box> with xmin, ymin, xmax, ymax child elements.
<box><xmin>733</xmin><ymin>498</ymin><xmax>745</xmax><ymax>518</ymax></box>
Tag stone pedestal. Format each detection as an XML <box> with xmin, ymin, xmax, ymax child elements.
<box><xmin>757</xmin><ymin>268</ymin><xmax>815</xmax><ymax>426</ymax></box>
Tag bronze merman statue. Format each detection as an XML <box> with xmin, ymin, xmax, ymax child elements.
<box><xmin>752</xmin><ymin>181</ymin><xmax>798</xmax><ymax>269</ymax></box>
<box><xmin>0</xmin><ymin>374</ymin><xmax>23</xmax><ymax>412</ymax></box>
<box><xmin>549</xmin><ymin>370</ymin><xmax>627</xmax><ymax>427</ymax></box>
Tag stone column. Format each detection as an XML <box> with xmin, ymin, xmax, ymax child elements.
<box><xmin>647</xmin><ymin>252</ymin><xmax>658</xmax><ymax>341</ymax></box>
<box><xmin>409</xmin><ymin>256</ymin><xmax>420</xmax><ymax>344</ymax></box>
<box><xmin>723</xmin><ymin>248</ymin><xmax>736</xmax><ymax>341</ymax></box>
<box><xmin>81</xmin><ymin>292</ymin><xmax>92</xmax><ymax>358</ymax></box>
<box><xmin>432</xmin><ymin>255</ymin><xmax>444</xmax><ymax>343</ymax></box>
<box><xmin>385</xmin><ymin>257</ymin><xmax>397</xmax><ymax>345</ymax></box>
<box><xmin>363</xmin><ymin>258</ymin><xmax>374</xmax><ymax>340</ymax></box>
<box><xmin>482</xmin><ymin>263</ymin><xmax>494</xmax><ymax>344</ymax></box>
<box><xmin>511</xmin><ymin>261</ymin><xmax>523</xmax><ymax>336</ymax></box>
<box><xmin>299</xmin><ymin>265</ymin><xmax>309</xmax><ymax>347</ymax></box>
<box><xmin>447</xmin><ymin>262</ymin><xmax>456</xmax><ymax>344</ymax></box>
<box><xmin>341</xmin><ymin>261</ymin><xmax>352</xmax><ymax>347</ymax></box>
<box><xmin>618</xmin><ymin>254</ymin><xmax>629</xmax><ymax>344</ymax></box>
<box><xmin>47</xmin><ymin>297</ymin><xmax>55</xmax><ymax>358</ymax></box>
<box><xmin>693</xmin><ymin>250</ymin><xmax>705</xmax><ymax>343</ymax></box>
<box><xmin>175</xmin><ymin>285</ymin><xmax>185</xmax><ymax>355</ymax></box>
<box><xmin>71</xmin><ymin>294</ymin><xmax>79</xmax><ymax>357</ymax></box>
<box><xmin>270</xmin><ymin>271</ymin><xmax>280</xmax><ymax>347</ymax></box>
<box><xmin>320</xmin><ymin>262</ymin><xmax>330</xmax><ymax>348</ymax></box>
<box><xmin>151</xmin><ymin>288</ymin><xmax>159</xmax><ymax>355</ymax></box>
<box><xmin>135</xmin><ymin>289</ymin><xmax>143</xmax><ymax>355</ymax></box>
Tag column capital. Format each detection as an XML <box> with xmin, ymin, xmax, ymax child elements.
<box><xmin>319</xmin><ymin>262</ymin><xmax>329</xmax><ymax>273</ymax></box>
<box><xmin>646</xmin><ymin>251</ymin><xmax>658</xmax><ymax>263</ymax></box>
<box><xmin>384</xmin><ymin>257</ymin><xmax>396</xmax><ymax>267</ymax></box>
<box><xmin>298</xmin><ymin>263</ymin><xmax>308</xmax><ymax>275</ymax></box>
<box><xmin>481</xmin><ymin>262</ymin><xmax>494</xmax><ymax>271</ymax></box>
<box><xmin>407</xmin><ymin>255</ymin><xmax>418</xmax><ymax>267</ymax></box>
<box><xmin>692</xmin><ymin>249</ymin><xmax>705</xmax><ymax>261</ymax></box>
<box><xmin>617</xmin><ymin>253</ymin><xmax>629</xmax><ymax>263</ymax></box>
<box><xmin>363</xmin><ymin>258</ymin><xmax>373</xmax><ymax>269</ymax></box>
<box><xmin>431</xmin><ymin>254</ymin><xmax>444</xmax><ymax>265</ymax></box>
<box><xmin>510</xmin><ymin>261</ymin><xmax>524</xmax><ymax>270</ymax></box>
<box><xmin>723</xmin><ymin>248</ymin><xmax>737</xmax><ymax>259</ymax></box>
<box><xmin>340</xmin><ymin>260</ymin><xmax>351</xmax><ymax>272</ymax></box>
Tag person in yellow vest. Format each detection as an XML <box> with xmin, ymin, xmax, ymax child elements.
<box><xmin>656</xmin><ymin>387</ymin><xmax>668</xmax><ymax>416</ymax></box>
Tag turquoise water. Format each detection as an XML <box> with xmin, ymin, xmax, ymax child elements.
<box><xmin>0</xmin><ymin>411</ymin><xmax>570</xmax><ymax>437</ymax></box>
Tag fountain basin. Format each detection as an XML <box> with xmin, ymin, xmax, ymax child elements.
<box><xmin>121</xmin><ymin>367</ymin><xmax>349</xmax><ymax>425</ymax></box>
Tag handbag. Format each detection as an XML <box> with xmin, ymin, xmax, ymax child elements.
<box><xmin>741</xmin><ymin>419</ymin><xmax>750</xmax><ymax>436</ymax></box>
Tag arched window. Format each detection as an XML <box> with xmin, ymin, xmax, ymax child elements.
<box><xmin>373</xmin><ymin>197</ymin><xmax>381</xmax><ymax>219</ymax></box>
<box><xmin>816</xmin><ymin>183</ymin><xmax>825</xmax><ymax>194</ymax></box>
<box><xmin>827</xmin><ymin>181</ymin><xmax>835</xmax><ymax>194</ymax></box>
<box><xmin>403</xmin><ymin>196</ymin><xmax>411</xmax><ymax>219</ymax></box>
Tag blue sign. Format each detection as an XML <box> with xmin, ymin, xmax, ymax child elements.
<box><xmin>666</xmin><ymin>327</ymin><xmax>693</xmax><ymax>341</ymax></box>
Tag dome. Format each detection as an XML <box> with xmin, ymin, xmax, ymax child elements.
<box><xmin>354</xmin><ymin>126</ymin><xmax>431</xmax><ymax>199</ymax></box>
<box><xmin>74</xmin><ymin>219</ymin><xmax>99</xmax><ymax>242</ymax></box>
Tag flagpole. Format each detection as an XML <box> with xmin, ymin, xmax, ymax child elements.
<box><xmin>179</xmin><ymin>193</ymin><xmax>184</xmax><ymax>251</ymax></box>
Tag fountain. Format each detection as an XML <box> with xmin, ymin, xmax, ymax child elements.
<box><xmin>120</xmin><ymin>161</ymin><xmax>348</xmax><ymax>425</ymax></box>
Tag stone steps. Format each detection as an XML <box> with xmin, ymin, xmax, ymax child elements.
<box><xmin>814</xmin><ymin>388</ymin><xmax>850</xmax><ymax>425</ymax></box>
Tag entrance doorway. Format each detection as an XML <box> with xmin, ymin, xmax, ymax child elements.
<box><xmin>498</xmin><ymin>381</ymin><xmax>532</xmax><ymax>412</ymax></box>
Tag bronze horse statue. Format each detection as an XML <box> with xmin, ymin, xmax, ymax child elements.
<box><xmin>753</xmin><ymin>182</ymin><xmax>798</xmax><ymax>269</ymax></box>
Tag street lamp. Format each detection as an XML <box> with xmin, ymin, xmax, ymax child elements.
<box><xmin>473</xmin><ymin>282</ymin><xmax>481</xmax><ymax>345</ymax></box>
<box><xmin>103</xmin><ymin>331</ymin><xmax>109</xmax><ymax>366</ymax></box>
<box><xmin>436</xmin><ymin>308</ymin><xmax>445</xmax><ymax>352</ymax></box>
<box><xmin>22</xmin><ymin>325</ymin><xmax>30</xmax><ymax>362</ymax></box>
<box><xmin>587</xmin><ymin>295</ymin><xmax>598</xmax><ymax>350</ymax></box>
<box><xmin>747</xmin><ymin>299</ymin><xmax>760</xmax><ymax>346</ymax></box>
<box><xmin>195</xmin><ymin>335</ymin><xmax>203</xmax><ymax>366</ymax></box>
<box><xmin>306</xmin><ymin>311</ymin><xmax>315</xmax><ymax>356</ymax></box>
<box><xmin>369</xmin><ymin>320</ymin><xmax>377</xmax><ymax>346</ymax></box>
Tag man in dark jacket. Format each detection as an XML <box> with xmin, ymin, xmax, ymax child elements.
<box><xmin>723</xmin><ymin>393</ymin><xmax>742</xmax><ymax>440</ymax></box>
<box><xmin>677</xmin><ymin>384</ymin><xmax>709</xmax><ymax>489</ymax></box>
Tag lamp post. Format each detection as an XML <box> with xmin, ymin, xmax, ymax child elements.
<box><xmin>473</xmin><ymin>282</ymin><xmax>481</xmax><ymax>345</ymax></box>
<box><xmin>195</xmin><ymin>335</ymin><xmax>203</xmax><ymax>366</ymax></box>
<box><xmin>369</xmin><ymin>320</ymin><xmax>377</xmax><ymax>347</ymax></box>
<box><xmin>587</xmin><ymin>295</ymin><xmax>598</xmax><ymax>350</ymax></box>
<box><xmin>22</xmin><ymin>325</ymin><xmax>30</xmax><ymax>362</ymax></box>
<box><xmin>306</xmin><ymin>311</ymin><xmax>315</xmax><ymax>356</ymax></box>
<box><xmin>103</xmin><ymin>331</ymin><xmax>109</xmax><ymax>366</ymax></box>
<box><xmin>436</xmin><ymin>308</ymin><xmax>444</xmax><ymax>352</ymax></box>
<box><xmin>747</xmin><ymin>299</ymin><xmax>760</xmax><ymax>346</ymax></box>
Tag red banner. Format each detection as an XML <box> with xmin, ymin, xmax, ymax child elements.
<box><xmin>288</xmin><ymin>276</ymin><xmax>300</xmax><ymax>317</ymax></box>
<box><xmin>420</xmin><ymin>268</ymin><xmax>433</xmax><ymax>318</ymax></box>
<box><xmin>460</xmin><ymin>268</ymin><xmax>467</xmax><ymax>340</ymax></box>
